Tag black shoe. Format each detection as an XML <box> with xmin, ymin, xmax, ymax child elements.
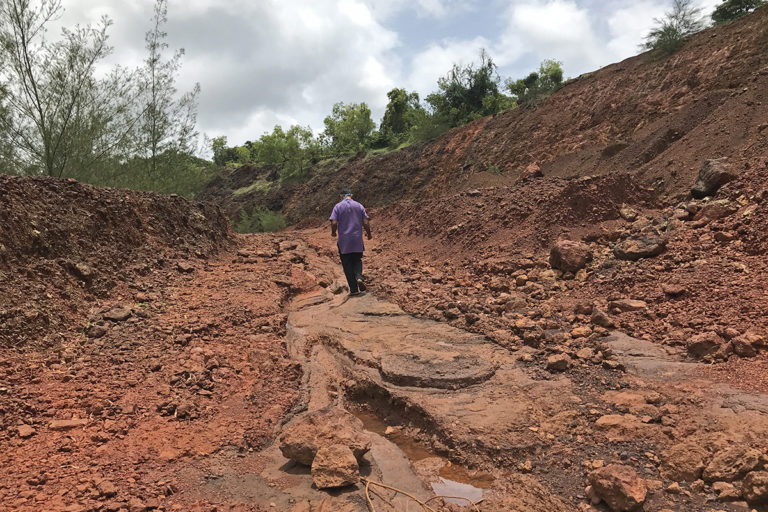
<box><xmin>356</xmin><ymin>279</ymin><xmax>367</xmax><ymax>292</ymax></box>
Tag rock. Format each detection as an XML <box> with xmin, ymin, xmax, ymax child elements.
<box><xmin>311</xmin><ymin>444</ymin><xmax>359</xmax><ymax>489</ymax></box>
<box><xmin>289</xmin><ymin>502</ymin><xmax>311</xmax><ymax>512</ymax></box>
<box><xmin>174</xmin><ymin>400</ymin><xmax>197</xmax><ymax>419</ymax></box>
<box><xmin>17</xmin><ymin>425</ymin><xmax>36</xmax><ymax>438</ymax></box>
<box><xmin>467</xmin><ymin>189</ymin><xmax>481</xmax><ymax>197</ymax></box>
<box><xmin>691</xmin><ymin>158</ymin><xmax>736</xmax><ymax>199</ymax></box>
<box><xmin>661</xmin><ymin>284</ymin><xmax>685</xmax><ymax>297</ymax></box>
<box><xmin>96</xmin><ymin>480</ymin><xmax>117</xmax><ymax>498</ymax></box>
<box><xmin>660</xmin><ymin>442</ymin><xmax>710</xmax><ymax>482</ymax></box>
<box><xmin>279</xmin><ymin>408</ymin><xmax>371</xmax><ymax>466</ymax></box>
<box><xmin>591</xmin><ymin>308</ymin><xmax>615</xmax><ymax>328</ymax></box>
<box><xmin>518</xmin><ymin>162</ymin><xmax>544</xmax><ymax>181</ymax></box>
<box><xmin>49</xmin><ymin>418</ymin><xmax>89</xmax><ymax>431</ymax></box>
<box><xmin>588</xmin><ymin>464</ymin><xmax>647</xmax><ymax>511</ymax></box>
<box><xmin>614</xmin><ymin>233</ymin><xmax>666</xmax><ymax>260</ymax></box>
<box><xmin>72</xmin><ymin>262</ymin><xmax>95</xmax><ymax>283</ymax></box>
<box><xmin>609</xmin><ymin>299</ymin><xmax>647</xmax><ymax>312</ymax></box>
<box><xmin>687</xmin><ymin>332</ymin><xmax>723</xmax><ymax>358</ymax></box>
<box><xmin>743</xmin><ymin>471</ymin><xmax>768</xmax><ymax>503</ymax></box>
<box><xmin>713</xmin><ymin>481</ymin><xmax>741</xmax><ymax>501</ymax></box>
<box><xmin>732</xmin><ymin>331</ymin><xmax>764</xmax><ymax>358</ymax></box>
<box><xmin>128</xmin><ymin>497</ymin><xmax>148</xmax><ymax>512</ymax></box>
<box><xmin>703</xmin><ymin>445</ymin><xmax>762</xmax><ymax>482</ymax></box>
<box><xmin>86</xmin><ymin>324</ymin><xmax>108</xmax><ymax>338</ymax></box>
<box><xmin>571</xmin><ymin>326</ymin><xmax>592</xmax><ymax>338</ymax></box>
<box><xmin>176</xmin><ymin>261</ymin><xmax>195</xmax><ymax>273</ymax></box>
<box><xmin>694</xmin><ymin>199</ymin><xmax>738</xmax><ymax>222</ymax></box>
<box><xmin>619</xmin><ymin>205</ymin><xmax>639</xmax><ymax>222</ymax></box>
<box><xmin>103</xmin><ymin>307</ymin><xmax>132</xmax><ymax>322</ymax></box>
<box><xmin>714</xmin><ymin>231</ymin><xmax>737</xmax><ymax>243</ymax></box>
<box><xmin>546</xmin><ymin>354</ymin><xmax>572</xmax><ymax>372</ymax></box>
<box><xmin>549</xmin><ymin>240</ymin><xmax>592</xmax><ymax>274</ymax></box>
<box><xmin>576</xmin><ymin>348</ymin><xmax>595</xmax><ymax>360</ymax></box>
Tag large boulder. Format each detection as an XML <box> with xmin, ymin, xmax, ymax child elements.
<box><xmin>703</xmin><ymin>445</ymin><xmax>762</xmax><ymax>482</ymax></box>
<box><xmin>588</xmin><ymin>464</ymin><xmax>647</xmax><ymax>511</ymax></box>
<box><xmin>614</xmin><ymin>232</ymin><xmax>666</xmax><ymax>261</ymax></box>
<box><xmin>549</xmin><ymin>239</ymin><xmax>592</xmax><ymax>274</ymax></box>
<box><xmin>686</xmin><ymin>332</ymin><xmax>724</xmax><ymax>359</ymax></box>
<box><xmin>311</xmin><ymin>444</ymin><xmax>360</xmax><ymax>489</ymax></box>
<box><xmin>691</xmin><ymin>158</ymin><xmax>736</xmax><ymax>199</ymax></box>
<box><xmin>660</xmin><ymin>442</ymin><xmax>710</xmax><ymax>482</ymax></box>
<box><xmin>743</xmin><ymin>471</ymin><xmax>768</xmax><ymax>504</ymax></box>
<box><xmin>279</xmin><ymin>408</ymin><xmax>371</xmax><ymax>466</ymax></box>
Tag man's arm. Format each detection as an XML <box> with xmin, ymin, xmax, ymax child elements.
<box><xmin>363</xmin><ymin>218</ymin><xmax>372</xmax><ymax>240</ymax></box>
<box><xmin>330</xmin><ymin>220</ymin><xmax>338</xmax><ymax>237</ymax></box>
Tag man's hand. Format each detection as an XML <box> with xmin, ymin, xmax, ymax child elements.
<box><xmin>330</xmin><ymin>220</ymin><xmax>338</xmax><ymax>238</ymax></box>
<box><xmin>366</xmin><ymin>232</ymin><xmax>372</xmax><ymax>240</ymax></box>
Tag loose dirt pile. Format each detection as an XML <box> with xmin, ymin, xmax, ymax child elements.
<box><xmin>0</xmin><ymin>175</ymin><xmax>231</xmax><ymax>348</ymax></box>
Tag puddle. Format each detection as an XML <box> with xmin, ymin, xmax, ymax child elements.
<box><xmin>431</xmin><ymin>477</ymin><xmax>483</xmax><ymax>506</ymax></box>
<box><xmin>352</xmin><ymin>409</ymin><xmax>492</xmax><ymax>507</ymax></box>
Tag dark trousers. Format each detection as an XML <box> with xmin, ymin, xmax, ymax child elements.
<box><xmin>339</xmin><ymin>252</ymin><xmax>363</xmax><ymax>293</ymax></box>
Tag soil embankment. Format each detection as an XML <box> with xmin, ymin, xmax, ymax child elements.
<box><xmin>202</xmin><ymin>7</ymin><xmax>768</xmax><ymax>225</ymax></box>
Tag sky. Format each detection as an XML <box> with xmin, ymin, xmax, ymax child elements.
<box><xmin>58</xmin><ymin>0</ymin><xmax>722</xmax><ymax>147</ymax></box>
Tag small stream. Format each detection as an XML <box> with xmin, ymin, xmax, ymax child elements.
<box><xmin>352</xmin><ymin>409</ymin><xmax>493</xmax><ymax>507</ymax></box>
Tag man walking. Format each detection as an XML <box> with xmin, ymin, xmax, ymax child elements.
<box><xmin>330</xmin><ymin>188</ymin><xmax>372</xmax><ymax>296</ymax></box>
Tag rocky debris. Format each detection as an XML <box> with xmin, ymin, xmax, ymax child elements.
<box><xmin>518</xmin><ymin>162</ymin><xmax>544</xmax><ymax>182</ymax></box>
<box><xmin>614</xmin><ymin>231</ymin><xmax>666</xmax><ymax>260</ymax></box>
<box><xmin>588</xmin><ymin>464</ymin><xmax>647</xmax><ymax>511</ymax></box>
<box><xmin>546</xmin><ymin>354</ymin><xmax>572</xmax><ymax>372</ymax></box>
<box><xmin>660</xmin><ymin>442</ymin><xmax>710</xmax><ymax>482</ymax></box>
<box><xmin>743</xmin><ymin>471</ymin><xmax>768</xmax><ymax>503</ymax></box>
<box><xmin>103</xmin><ymin>307</ymin><xmax>132</xmax><ymax>322</ymax></box>
<box><xmin>686</xmin><ymin>332</ymin><xmax>724</xmax><ymax>359</ymax></box>
<box><xmin>49</xmin><ymin>418</ymin><xmax>89</xmax><ymax>431</ymax></box>
<box><xmin>549</xmin><ymin>239</ymin><xmax>592</xmax><ymax>274</ymax></box>
<box><xmin>17</xmin><ymin>424</ymin><xmax>36</xmax><ymax>438</ymax></box>
<box><xmin>691</xmin><ymin>158</ymin><xmax>736</xmax><ymax>199</ymax></box>
<box><xmin>609</xmin><ymin>299</ymin><xmax>647</xmax><ymax>312</ymax></box>
<box><xmin>70</xmin><ymin>262</ymin><xmax>96</xmax><ymax>283</ymax></box>
<box><xmin>311</xmin><ymin>444</ymin><xmax>360</xmax><ymax>489</ymax></box>
<box><xmin>591</xmin><ymin>308</ymin><xmax>615</xmax><ymax>328</ymax></box>
<box><xmin>279</xmin><ymin>407</ymin><xmax>371</xmax><ymax>466</ymax></box>
<box><xmin>702</xmin><ymin>445</ymin><xmax>762</xmax><ymax>482</ymax></box>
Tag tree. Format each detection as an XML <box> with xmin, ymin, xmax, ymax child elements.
<box><xmin>712</xmin><ymin>0</ymin><xmax>766</xmax><ymax>23</ymax></box>
<box><xmin>506</xmin><ymin>59</ymin><xmax>564</xmax><ymax>107</ymax></box>
<box><xmin>425</xmin><ymin>49</ymin><xmax>511</xmax><ymax>128</ymax></box>
<box><xmin>134</xmin><ymin>0</ymin><xmax>200</xmax><ymax>176</ymax></box>
<box><xmin>0</xmin><ymin>0</ymin><xmax>133</xmax><ymax>177</ymax></box>
<box><xmin>379</xmin><ymin>88</ymin><xmax>422</xmax><ymax>146</ymax></box>
<box><xmin>254</xmin><ymin>124</ymin><xmax>320</xmax><ymax>180</ymax></box>
<box><xmin>643</xmin><ymin>0</ymin><xmax>706</xmax><ymax>56</ymax></box>
<box><xmin>322</xmin><ymin>102</ymin><xmax>375</xmax><ymax>154</ymax></box>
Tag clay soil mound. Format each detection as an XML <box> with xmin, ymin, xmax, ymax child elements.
<box><xmin>0</xmin><ymin>175</ymin><xmax>232</xmax><ymax>348</ymax></box>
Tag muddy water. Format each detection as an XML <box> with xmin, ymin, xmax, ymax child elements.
<box><xmin>352</xmin><ymin>409</ymin><xmax>493</xmax><ymax>506</ymax></box>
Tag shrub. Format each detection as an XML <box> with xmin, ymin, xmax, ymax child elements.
<box><xmin>234</xmin><ymin>208</ymin><xmax>286</xmax><ymax>234</ymax></box>
<box><xmin>643</xmin><ymin>0</ymin><xmax>706</xmax><ymax>56</ymax></box>
<box><xmin>712</xmin><ymin>0</ymin><xmax>766</xmax><ymax>24</ymax></box>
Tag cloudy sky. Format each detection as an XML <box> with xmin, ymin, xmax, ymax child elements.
<box><xmin>59</xmin><ymin>0</ymin><xmax>721</xmax><ymax>147</ymax></box>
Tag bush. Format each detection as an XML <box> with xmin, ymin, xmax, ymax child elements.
<box><xmin>643</xmin><ymin>0</ymin><xmax>706</xmax><ymax>56</ymax></box>
<box><xmin>234</xmin><ymin>208</ymin><xmax>286</xmax><ymax>233</ymax></box>
<box><xmin>712</xmin><ymin>0</ymin><xmax>766</xmax><ymax>24</ymax></box>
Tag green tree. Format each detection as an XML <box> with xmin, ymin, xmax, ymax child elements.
<box><xmin>254</xmin><ymin>124</ymin><xmax>320</xmax><ymax>180</ymax></box>
<box><xmin>712</xmin><ymin>0</ymin><xmax>766</xmax><ymax>23</ymax></box>
<box><xmin>643</xmin><ymin>0</ymin><xmax>706</xmax><ymax>56</ymax></box>
<box><xmin>322</xmin><ymin>102</ymin><xmax>375</xmax><ymax>154</ymax></box>
<box><xmin>425</xmin><ymin>49</ymin><xmax>512</xmax><ymax>128</ymax></box>
<box><xmin>506</xmin><ymin>59</ymin><xmax>564</xmax><ymax>107</ymax></box>
<box><xmin>133</xmin><ymin>0</ymin><xmax>200</xmax><ymax>176</ymax></box>
<box><xmin>0</xmin><ymin>0</ymin><xmax>134</xmax><ymax>177</ymax></box>
<box><xmin>379</xmin><ymin>88</ymin><xmax>422</xmax><ymax>146</ymax></box>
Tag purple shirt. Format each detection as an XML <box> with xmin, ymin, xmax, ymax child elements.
<box><xmin>330</xmin><ymin>198</ymin><xmax>369</xmax><ymax>254</ymax></box>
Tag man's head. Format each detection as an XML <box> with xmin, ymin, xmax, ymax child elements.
<box><xmin>340</xmin><ymin>187</ymin><xmax>352</xmax><ymax>198</ymax></box>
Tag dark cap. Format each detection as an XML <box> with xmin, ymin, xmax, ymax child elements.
<box><xmin>340</xmin><ymin>187</ymin><xmax>352</xmax><ymax>196</ymax></box>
